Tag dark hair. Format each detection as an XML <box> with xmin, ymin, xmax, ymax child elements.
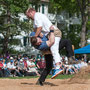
<box><xmin>30</xmin><ymin>36</ymin><xmax>37</xmax><ymax>46</ymax></box>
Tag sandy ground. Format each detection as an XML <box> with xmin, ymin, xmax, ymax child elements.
<box><xmin>0</xmin><ymin>78</ymin><xmax>90</xmax><ymax>90</ymax></box>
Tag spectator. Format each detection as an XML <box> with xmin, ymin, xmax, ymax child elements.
<box><xmin>7</xmin><ymin>57</ymin><xmax>16</xmax><ymax>76</ymax></box>
<box><xmin>7</xmin><ymin>57</ymin><xmax>22</xmax><ymax>77</ymax></box>
<box><xmin>2</xmin><ymin>59</ymin><xmax>10</xmax><ymax>77</ymax></box>
<box><xmin>27</xmin><ymin>58</ymin><xmax>40</xmax><ymax>76</ymax></box>
<box><xmin>0</xmin><ymin>59</ymin><xmax>3</xmax><ymax>77</ymax></box>
<box><xmin>65</xmin><ymin>65</ymin><xmax>75</xmax><ymax>75</ymax></box>
<box><xmin>33</xmin><ymin>58</ymin><xmax>40</xmax><ymax>70</ymax></box>
<box><xmin>23</xmin><ymin>57</ymin><xmax>28</xmax><ymax>70</ymax></box>
<box><xmin>37</xmin><ymin>58</ymin><xmax>46</xmax><ymax>73</ymax></box>
<box><xmin>18</xmin><ymin>59</ymin><xmax>26</xmax><ymax>76</ymax></box>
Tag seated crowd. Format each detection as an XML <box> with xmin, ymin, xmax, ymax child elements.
<box><xmin>0</xmin><ymin>54</ymin><xmax>46</xmax><ymax>77</ymax></box>
<box><xmin>0</xmin><ymin>54</ymin><xmax>89</xmax><ymax>77</ymax></box>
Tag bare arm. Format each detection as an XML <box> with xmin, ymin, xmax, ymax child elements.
<box><xmin>46</xmin><ymin>31</ymin><xmax>55</xmax><ymax>47</ymax></box>
<box><xmin>35</xmin><ymin>27</ymin><xmax>42</xmax><ymax>37</ymax></box>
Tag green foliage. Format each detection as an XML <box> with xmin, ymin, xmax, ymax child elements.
<box><xmin>87</xmin><ymin>21</ymin><xmax>90</xmax><ymax>30</ymax></box>
<box><xmin>60</xmin><ymin>24</ymin><xmax>81</xmax><ymax>55</ymax></box>
<box><xmin>0</xmin><ymin>75</ymin><xmax>73</xmax><ymax>79</ymax></box>
<box><xmin>71</xmin><ymin>0</ymin><xmax>75</xmax><ymax>2</ymax></box>
<box><xmin>68</xmin><ymin>25</ymin><xmax>81</xmax><ymax>48</ymax></box>
<box><xmin>49</xmin><ymin>0</ymin><xmax>89</xmax><ymax>48</ymax></box>
<box><xmin>20</xmin><ymin>20</ymin><xmax>33</xmax><ymax>33</ymax></box>
<box><xmin>86</xmin><ymin>21</ymin><xmax>90</xmax><ymax>40</ymax></box>
<box><xmin>47</xmin><ymin>75</ymin><xmax>74</xmax><ymax>79</ymax></box>
<box><xmin>0</xmin><ymin>0</ymin><xmax>29</xmax><ymax>13</ymax></box>
<box><xmin>49</xmin><ymin>0</ymin><xmax>78</xmax><ymax>14</ymax></box>
<box><xmin>9</xmin><ymin>39</ymin><xmax>21</xmax><ymax>45</ymax></box>
<box><xmin>0</xmin><ymin>0</ymin><xmax>31</xmax><ymax>54</ymax></box>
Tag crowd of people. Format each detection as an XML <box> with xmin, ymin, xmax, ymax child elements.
<box><xmin>0</xmin><ymin>54</ymin><xmax>46</xmax><ymax>77</ymax></box>
<box><xmin>0</xmin><ymin>54</ymin><xmax>89</xmax><ymax>77</ymax></box>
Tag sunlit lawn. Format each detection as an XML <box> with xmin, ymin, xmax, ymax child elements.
<box><xmin>0</xmin><ymin>74</ymin><xmax>74</xmax><ymax>79</ymax></box>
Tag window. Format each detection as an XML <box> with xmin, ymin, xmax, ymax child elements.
<box><xmin>42</xmin><ymin>4</ymin><xmax>44</xmax><ymax>14</ymax></box>
<box><xmin>39</xmin><ymin>5</ymin><xmax>40</xmax><ymax>12</ymax></box>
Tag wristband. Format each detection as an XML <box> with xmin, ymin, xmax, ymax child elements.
<box><xmin>50</xmin><ymin>30</ymin><xmax>54</xmax><ymax>32</ymax></box>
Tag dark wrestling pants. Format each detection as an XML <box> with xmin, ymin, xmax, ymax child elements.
<box><xmin>59</xmin><ymin>39</ymin><xmax>74</xmax><ymax>57</ymax></box>
<box><xmin>38</xmin><ymin>54</ymin><xmax>53</xmax><ymax>82</ymax></box>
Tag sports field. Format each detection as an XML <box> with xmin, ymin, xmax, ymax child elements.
<box><xmin>0</xmin><ymin>78</ymin><xmax>90</xmax><ymax>90</ymax></box>
<box><xmin>0</xmin><ymin>66</ymin><xmax>90</xmax><ymax>90</ymax></box>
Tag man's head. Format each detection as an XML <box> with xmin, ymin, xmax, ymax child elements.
<box><xmin>30</xmin><ymin>36</ymin><xmax>42</xmax><ymax>46</ymax></box>
<box><xmin>26</xmin><ymin>8</ymin><xmax>36</xmax><ymax>20</ymax></box>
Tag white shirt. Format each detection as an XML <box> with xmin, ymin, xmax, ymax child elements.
<box><xmin>7</xmin><ymin>62</ymin><xmax>16</xmax><ymax>69</ymax></box>
<box><xmin>27</xmin><ymin>60</ymin><xmax>35</xmax><ymax>66</ymax></box>
<box><xmin>27</xmin><ymin>60</ymin><xmax>37</xmax><ymax>72</ymax></box>
<box><xmin>74</xmin><ymin>64</ymin><xmax>79</xmax><ymax>68</ymax></box>
<box><xmin>3</xmin><ymin>63</ymin><xmax>7</xmax><ymax>69</ymax></box>
<box><xmin>33</xmin><ymin>12</ymin><xmax>57</xmax><ymax>35</ymax></box>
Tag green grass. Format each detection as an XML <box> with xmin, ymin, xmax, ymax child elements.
<box><xmin>0</xmin><ymin>76</ymin><xmax>38</xmax><ymax>79</ymax></box>
<box><xmin>0</xmin><ymin>74</ymin><xmax>74</xmax><ymax>79</ymax></box>
<box><xmin>47</xmin><ymin>74</ymin><xmax>74</xmax><ymax>79</ymax></box>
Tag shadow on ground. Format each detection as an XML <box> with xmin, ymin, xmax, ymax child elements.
<box><xmin>44</xmin><ymin>82</ymin><xmax>58</xmax><ymax>86</ymax></box>
<box><xmin>21</xmin><ymin>81</ymin><xmax>58</xmax><ymax>86</ymax></box>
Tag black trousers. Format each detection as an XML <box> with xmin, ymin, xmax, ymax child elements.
<box><xmin>59</xmin><ymin>39</ymin><xmax>74</xmax><ymax>57</ymax></box>
<box><xmin>38</xmin><ymin>54</ymin><xmax>53</xmax><ymax>82</ymax></box>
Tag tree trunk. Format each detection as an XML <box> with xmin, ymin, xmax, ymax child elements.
<box><xmin>2</xmin><ymin>37</ymin><xmax>9</xmax><ymax>55</ymax></box>
<box><xmin>80</xmin><ymin>14</ymin><xmax>87</xmax><ymax>47</ymax></box>
<box><xmin>76</xmin><ymin>0</ymin><xmax>88</xmax><ymax>48</ymax></box>
<box><xmin>2</xmin><ymin>9</ymin><xmax>11</xmax><ymax>56</ymax></box>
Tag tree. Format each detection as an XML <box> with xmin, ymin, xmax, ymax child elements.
<box><xmin>49</xmin><ymin>0</ymin><xmax>80</xmax><ymax>48</ymax></box>
<box><xmin>0</xmin><ymin>0</ymin><xmax>30</xmax><ymax>55</ymax></box>
<box><xmin>76</xmin><ymin>0</ymin><xmax>89</xmax><ymax>47</ymax></box>
<box><xmin>49</xmin><ymin>0</ymin><xmax>90</xmax><ymax>48</ymax></box>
